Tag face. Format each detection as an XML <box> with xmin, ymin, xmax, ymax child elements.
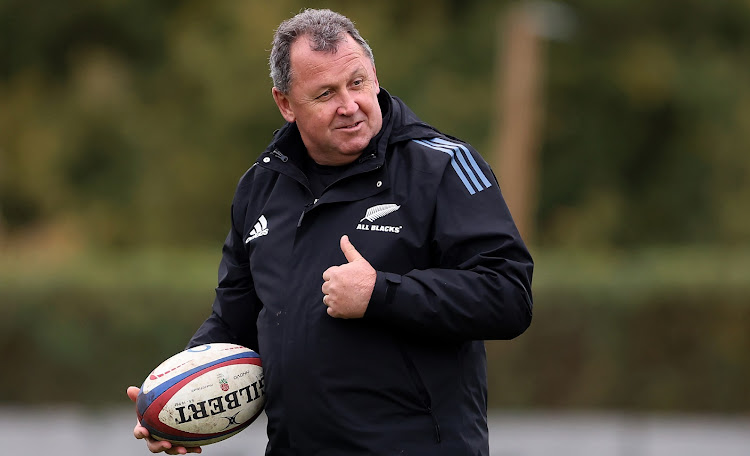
<box><xmin>272</xmin><ymin>34</ymin><xmax>382</xmax><ymax>166</ymax></box>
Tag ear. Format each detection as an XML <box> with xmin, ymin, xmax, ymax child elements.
<box><xmin>371</xmin><ymin>63</ymin><xmax>380</xmax><ymax>94</ymax></box>
<box><xmin>272</xmin><ymin>87</ymin><xmax>296</xmax><ymax>123</ymax></box>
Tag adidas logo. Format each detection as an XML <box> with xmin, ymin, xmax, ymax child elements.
<box><xmin>245</xmin><ymin>215</ymin><xmax>269</xmax><ymax>243</ymax></box>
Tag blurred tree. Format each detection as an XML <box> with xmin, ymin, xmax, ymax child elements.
<box><xmin>538</xmin><ymin>0</ymin><xmax>750</xmax><ymax>246</ymax></box>
<box><xmin>1</xmin><ymin>0</ymin><xmax>750</xmax><ymax>249</ymax></box>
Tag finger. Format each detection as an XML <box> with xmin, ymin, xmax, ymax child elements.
<box><xmin>340</xmin><ymin>235</ymin><xmax>364</xmax><ymax>263</ymax></box>
<box><xmin>323</xmin><ymin>295</ymin><xmax>329</xmax><ymax>306</ymax></box>
<box><xmin>148</xmin><ymin>438</ymin><xmax>172</xmax><ymax>453</ymax></box>
<box><xmin>127</xmin><ymin>386</ymin><xmax>140</xmax><ymax>403</ymax></box>
<box><xmin>130</xmin><ymin>386</ymin><xmax>150</xmax><ymax>440</ymax></box>
<box><xmin>173</xmin><ymin>447</ymin><xmax>202</xmax><ymax>455</ymax></box>
<box><xmin>322</xmin><ymin>266</ymin><xmax>336</xmax><ymax>282</ymax></box>
<box><xmin>173</xmin><ymin>447</ymin><xmax>202</xmax><ymax>454</ymax></box>
<box><xmin>134</xmin><ymin>423</ymin><xmax>151</xmax><ymax>439</ymax></box>
<box><xmin>327</xmin><ymin>306</ymin><xmax>346</xmax><ymax>319</ymax></box>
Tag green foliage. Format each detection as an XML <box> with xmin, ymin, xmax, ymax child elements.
<box><xmin>488</xmin><ymin>290</ymin><xmax>750</xmax><ymax>412</ymax></box>
<box><xmin>5</xmin><ymin>1</ymin><xmax>748</xmax><ymax>247</ymax></box>
<box><xmin>1</xmin><ymin>247</ymin><xmax>749</xmax><ymax>411</ymax></box>
<box><xmin>489</xmin><ymin>247</ymin><xmax>750</xmax><ymax>412</ymax></box>
<box><xmin>539</xmin><ymin>0</ymin><xmax>750</xmax><ymax>246</ymax></box>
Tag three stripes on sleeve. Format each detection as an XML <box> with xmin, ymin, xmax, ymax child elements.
<box><xmin>413</xmin><ymin>138</ymin><xmax>493</xmax><ymax>195</ymax></box>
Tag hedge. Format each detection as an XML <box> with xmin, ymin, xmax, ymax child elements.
<box><xmin>1</xmin><ymin>247</ymin><xmax>748</xmax><ymax>412</ymax></box>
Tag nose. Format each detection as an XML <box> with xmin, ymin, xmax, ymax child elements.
<box><xmin>336</xmin><ymin>90</ymin><xmax>359</xmax><ymax>116</ymax></box>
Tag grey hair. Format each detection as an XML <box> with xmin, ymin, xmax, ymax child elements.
<box><xmin>270</xmin><ymin>9</ymin><xmax>375</xmax><ymax>94</ymax></box>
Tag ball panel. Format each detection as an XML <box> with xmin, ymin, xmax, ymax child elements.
<box><xmin>141</xmin><ymin>344</ymin><xmax>261</xmax><ymax>395</ymax></box>
<box><xmin>151</xmin><ymin>423</ymin><xmax>245</xmax><ymax>447</ymax></box>
<box><xmin>149</xmin><ymin>407</ymin><xmax>265</xmax><ymax>447</ymax></box>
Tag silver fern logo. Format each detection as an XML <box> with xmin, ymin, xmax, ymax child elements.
<box><xmin>360</xmin><ymin>204</ymin><xmax>401</xmax><ymax>222</ymax></box>
<box><xmin>356</xmin><ymin>204</ymin><xmax>403</xmax><ymax>234</ymax></box>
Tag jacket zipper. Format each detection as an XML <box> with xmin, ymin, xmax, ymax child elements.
<box><xmin>297</xmin><ymin>201</ymin><xmax>314</xmax><ymax>228</ymax></box>
<box><xmin>267</xmin><ymin>148</ymin><xmax>315</xmax><ymax>227</ymax></box>
<box><xmin>271</xmin><ymin>149</ymin><xmax>289</xmax><ymax>162</ymax></box>
<box><xmin>357</xmin><ymin>152</ymin><xmax>377</xmax><ymax>163</ymax></box>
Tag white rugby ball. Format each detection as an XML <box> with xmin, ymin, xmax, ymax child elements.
<box><xmin>136</xmin><ymin>343</ymin><xmax>265</xmax><ymax>446</ymax></box>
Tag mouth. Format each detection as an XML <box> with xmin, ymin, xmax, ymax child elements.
<box><xmin>336</xmin><ymin>121</ymin><xmax>364</xmax><ymax>130</ymax></box>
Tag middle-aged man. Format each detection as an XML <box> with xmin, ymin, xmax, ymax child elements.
<box><xmin>129</xmin><ymin>8</ymin><xmax>533</xmax><ymax>456</ymax></box>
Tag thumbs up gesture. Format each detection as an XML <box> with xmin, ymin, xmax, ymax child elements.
<box><xmin>321</xmin><ymin>235</ymin><xmax>376</xmax><ymax>319</ymax></box>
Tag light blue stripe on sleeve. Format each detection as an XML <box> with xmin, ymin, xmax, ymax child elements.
<box><xmin>424</xmin><ymin>140</ymin><xmax>483</xmax><ymax>192</ymax></box>
<box><xmin>430</xmin><ymin>138</ymin><xmax>492</xmax><ymax>189</ymax></box>
<box><xmin>413</xmin><ymin>139</ymin><xmax>477</xmax><ymax>194</ymax></box>
<box><xmin>439</xmin><ymin>142</ymin><xmax>484</xmax><ymax>191</ymax></box>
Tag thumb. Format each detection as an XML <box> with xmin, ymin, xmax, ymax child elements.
<box><xmin>127</xmin><ymin>386</ymin><xmax>140</xmax><ymax>403</ymax></box>
<box><xmin>340</xmin><ymin>235</ymin><xmax>364</xmax><ymax>263</ymax></box>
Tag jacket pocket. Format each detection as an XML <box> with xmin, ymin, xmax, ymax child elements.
<box><xmin>396</xmin><ymin>344</ymin><xmax>442</xmax><ymax>443</ymax></box>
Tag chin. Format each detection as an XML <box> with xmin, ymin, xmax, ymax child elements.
<box><xmin>347</xmin><ymin>136</ymin><xmax>375</xmax><ymax>153</ymax></box>
<box><xmin>343</xmin><ymin>146</ymin><xmax>369</xmax><ymax>157</ymax></box>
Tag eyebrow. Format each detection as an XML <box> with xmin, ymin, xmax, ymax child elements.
<box><xmin>312</xmin><ymin>65</ymin><xmax>367</xmax><ymax>93</ymax></box>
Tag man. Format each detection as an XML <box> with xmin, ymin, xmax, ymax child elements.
<box><xmin>129</xmin><ymin>8</ymin><xmax>533</xmax><ymax>456</ymax></box>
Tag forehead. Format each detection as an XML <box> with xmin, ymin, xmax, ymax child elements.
<box><xmin>289</xmin><ymin>34</ymin><xmax>371</xmax><ymax>86</ymax></box>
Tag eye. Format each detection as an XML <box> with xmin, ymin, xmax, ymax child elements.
<box><xmin>316</xmin><ymin>90</ymin><xmax>332</xmax><ymax>100</ymax></box>
<box><xmin>352</xmin><ymin>79</ymin><xmax>364</xmax><ymax>87</ymax></box>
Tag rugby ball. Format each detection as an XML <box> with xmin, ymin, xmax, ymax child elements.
<box><xmin>136</xmin><ymin>343</ymin><xmax>265</xmax><ymax>447</ymax></box>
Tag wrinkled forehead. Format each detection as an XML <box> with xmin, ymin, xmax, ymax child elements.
<box><xmin>289</xmin><ymin>34</ymin><xmax>370</xmax><ymax>74</ymax></box>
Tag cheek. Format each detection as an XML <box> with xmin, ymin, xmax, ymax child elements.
<box><xmin>297</xmin><ymin>109</ymin><xmax>330</xmax><ymax>133</ymax></box>
<box><xmin>364</xmin><ymin>97</ymin><xmax>382</xmax><ymax>124</ymax></box>
<box><xmin>315</xmin><ymin>105</ymin><xmax>339</xmax><ymax>124</ymax></box>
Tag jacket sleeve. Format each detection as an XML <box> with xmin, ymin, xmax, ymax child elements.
<box><xmin>365</xmin><ymin>142</ymin><xmax>533</xmax><ymax>341</ymax></box>
<box><xmin>187</xmin><ymin>201</ymin><xmax>263</xmax><ymax>352</ymax></box>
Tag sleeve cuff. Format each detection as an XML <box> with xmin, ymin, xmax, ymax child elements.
<box><xmin>365</xmin><ymin>271</ymin><xmax>401</xmax><ymax>319</ymax></box>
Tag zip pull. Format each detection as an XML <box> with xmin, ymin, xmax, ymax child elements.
<box><xmin>271</xmin><ymin>149</ymin><xmax>289</xmax><ymax>162</ymax></box>
<box><xmin>357</xmin><ymin>153</ymin><xmax>376</xmax><ymax>163</ymax></box>
<box><xmin>297</xmin><ymin>201</ymin><xmax>315</xmax><ymax>227</ymax></box>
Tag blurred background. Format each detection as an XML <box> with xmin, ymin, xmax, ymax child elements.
<box><xmin>1</xmin><ymin>0</ymin><xmax>749</xmax><ymax>454</ymax></box>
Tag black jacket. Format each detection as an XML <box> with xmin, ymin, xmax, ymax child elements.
<box><xmin>189</xmin><ymin>89</ymin><xmax>533</xmax><ymax>455</ymax></box>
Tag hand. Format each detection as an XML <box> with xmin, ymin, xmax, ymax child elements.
<box><xmin>321</xmin><ymin>235</ymin><xmax>376</xmax><ymax>319</ymax></box>
<box><xmin>127</xmin><ymin>386</ymin><xmax>203</xmax><ymax>454</ymax></box>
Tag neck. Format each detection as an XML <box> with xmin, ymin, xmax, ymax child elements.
<box><xmin>306</xmin><ymin>151</ymin><xmax>362</xmax><ymax>166</ymax></box>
